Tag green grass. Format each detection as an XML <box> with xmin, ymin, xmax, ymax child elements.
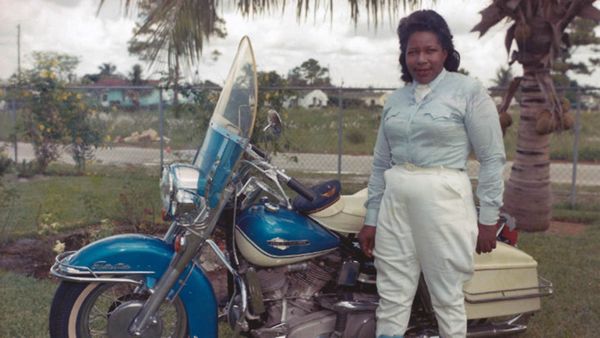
<box><xmin>0</xmin><ymin>270</ymin><xmax>57</xmax><ymax>337</ymax></box>
<box><xmin>518</xmin><ymin>224</ymin><xmax>600</xmax><ymax>337</ymax></box>
<box><xmin>283</xmin><ymin>106</ymin><xmax>381</xmax><ymax>155</ymax></box>
<box><xmin>0</xmin><ymin>165</ymin><xmax>163</xmax><ymax>241</ymax></box>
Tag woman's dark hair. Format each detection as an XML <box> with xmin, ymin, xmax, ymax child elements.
<box><xmin>397</xmin><ymin>10</ymin><xmax>460</xmax><ymax>83</ymax></box>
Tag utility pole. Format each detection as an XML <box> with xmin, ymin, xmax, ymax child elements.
<box><xmin>12</xmin><ymin>24</ymin><xmax>21</xmax><ymax>162</ymax></box>
<box><xmin>17</xmin><ymin>24</ymin><xmax>21</xmax><ymax>82</ymax></box>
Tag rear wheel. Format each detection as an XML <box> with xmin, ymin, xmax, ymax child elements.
<box><xmin>49</xmin><ymin>281</ymin><xmax>188</xmax><ymax>338</ymax></box>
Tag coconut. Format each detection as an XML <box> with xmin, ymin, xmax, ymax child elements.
<box><xmin>514</xmin><ymin>23</ymin><xmax>532</xmax><ymax>42</ymax></box>
<box><xmin>499</xmin><ymin>111</ymin><xmax>513</xmax><ymax>135</ymax></box>
<box><xmin>561</xmin><ymin>97</ymin><xmax>571</xmax><ymax>113</ymax></box>
<box><xmin>562</xmin><ymin>111</ymin><xmax>575</xmax><ymax>130</ymax></box>
<box><xmin>535</xmin><ymin>110</ymin><xmax>555</xmax><ymax>135</ymax></box>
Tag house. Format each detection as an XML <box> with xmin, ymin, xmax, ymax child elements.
<box><xmin>284</xmin><ymin>89</ymin><xmax>329</xmax><ymax>109</ymax></box>
<box><xmin>329</xmin><ymin>90</ymin><xmax>391</xmax><ymax>108</ymax></box>
<box><xmin>88</xmin><ymin>75</ymin><xmax>164</xmax><ymax>109</ymax></box>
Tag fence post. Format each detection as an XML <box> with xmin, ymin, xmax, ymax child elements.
<box><xmin>10</xmin><ymin>88</ymin><xmax>17</xmax><ymax>163</ymax></box>
<box><xmin>159</xmin><ymin>88</ymin><xmax>165</xmax><ymax>169</ymax></box>
<box><xmin>569</xmin><ymin>86</ymin><xmax>582</xmax><ymax>208</ymax></box>
<box><xmin>337</xmin><ymin>86</ymin><xmax>343</xmax><ymax>181</ymax></box>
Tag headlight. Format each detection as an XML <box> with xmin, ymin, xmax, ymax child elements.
<box><xmin>160</xmin><ymin>163</ymin><xmax>205</xmax><ymax>220</ymax></box>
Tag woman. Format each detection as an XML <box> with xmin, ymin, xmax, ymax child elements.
<box><xmin>358</xmin><ymin>10</ymin><xmax>506</xmax><ymax>338</ymax></box>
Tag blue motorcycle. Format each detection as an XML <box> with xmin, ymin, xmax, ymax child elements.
<box><xmin>49</xmin><ymin>37</ymin><xmax>551</xmax><ymax>338</ymax></box>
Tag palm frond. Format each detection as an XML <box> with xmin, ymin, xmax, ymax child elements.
<box><xmin>100</xmin><ymin>0</ymin><xmax>423</xmax><ymax>65</ymax></box>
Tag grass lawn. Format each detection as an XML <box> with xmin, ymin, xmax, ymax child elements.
<box><xmin>0</xmin><ymin>271</ymin><xmax>57</xmax><ymax>337</ymax></box>
<box><xmin>0</xmin><ymin>165</ymin><xmax>163</xmax><ymax>242</ymax></box>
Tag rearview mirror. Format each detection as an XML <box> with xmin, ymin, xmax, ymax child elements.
<box><xmin>263</xmin><ymin>109</ymin><xmax>283</xmax><ymax>136</ymax></box>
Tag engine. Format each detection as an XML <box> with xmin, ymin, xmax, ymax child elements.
<box><xmin>238</xmin><ymin>252</ymin><xmax>377</xmax><ymax>338</ymax></box>
<box><xmin>256</xmin><ymin>253</ymin><xmax>341</xmax><ymax>327</ymax></box>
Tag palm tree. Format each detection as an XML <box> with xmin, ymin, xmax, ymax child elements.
<box><xmin>472</xmin><ymin>1</ymin><xmax>599</xmax><ymax>231</ymax></box>
<box><xmin>98</xmin><ymin>62</ymin><xmax>117</xmax><ymax>76</ymax></box>
<box><xmin>130</xmin><ymin>64</ymin><xmax>144</xmax><ymax>85</ymax></box>
<box><xmin>101</xmin><ymin>0</ymin><xmax>599</xmax><ymax>231</ymax></box>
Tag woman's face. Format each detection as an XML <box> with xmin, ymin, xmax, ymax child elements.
<box><xmin>405</xmin><ymin>31</ymin><xmax>448</xmax><ymax>84</ymax></box>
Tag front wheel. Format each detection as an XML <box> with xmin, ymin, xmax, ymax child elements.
<box><xmin>49</xmin><ymin>281</ymin><xmax>188</xmax><ymax>338</ymax></box>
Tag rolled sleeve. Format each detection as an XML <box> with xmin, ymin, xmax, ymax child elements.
<box><xmin>465</xmin><ymin>83</ymin><xmax>506</xmax><ymax>225</ymax></box>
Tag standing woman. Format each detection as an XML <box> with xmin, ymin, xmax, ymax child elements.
<box><xmin>358</xmin><ymin>10</ymin><xmax>506</xmax><ymax>338</ymax></box>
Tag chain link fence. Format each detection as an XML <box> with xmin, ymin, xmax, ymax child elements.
<box><xmin>1</xmin><ymin>84</ymin><xmax>599</xmax><ymax>191</ymax></box>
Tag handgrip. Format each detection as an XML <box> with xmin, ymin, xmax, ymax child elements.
<box><xmin>251</xmin><ymin>144</ymin><xmax>268</xmax><ymax>159</ymax></box>
<box><xmin>287</xmin><ymin>178</ymin><xmax>316</xmax><ymax>201</ymax></box>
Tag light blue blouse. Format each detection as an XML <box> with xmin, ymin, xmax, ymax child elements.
<box><xmin>364</xmin><ymin>69</ymin><xmax>506</xmax><ymax>226</ymax></box>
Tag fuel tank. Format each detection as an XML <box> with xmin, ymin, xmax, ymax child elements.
<box><xmin>235</xmin><ymin>202</ymin><xmax>340</xmax><ymax>267</ymax></box>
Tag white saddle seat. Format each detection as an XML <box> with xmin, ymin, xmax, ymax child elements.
<box><xmin>309</xmin><ymin>188</ymin><xmax>367</xmax><ymax>234</ymax></box>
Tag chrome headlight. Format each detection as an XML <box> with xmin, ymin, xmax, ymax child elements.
<box><xmin>160</xmin><ymin>163</ymin><xmax>205</xmax><ymax>220</ymax></box>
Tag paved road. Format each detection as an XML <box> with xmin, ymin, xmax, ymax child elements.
<box><xmin>3</xmin><ymin>142</ymin><xmax>599</xmax><ymax>186</ymax></box>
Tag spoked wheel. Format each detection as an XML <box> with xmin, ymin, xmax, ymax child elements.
<box><xmin>49</xmin><ymin>281</ymin><xmax>188</xmax><ymax>338</ymax></box>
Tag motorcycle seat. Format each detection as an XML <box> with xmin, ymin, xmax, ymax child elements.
<box><xmin>309</xmin><ymin>188</ymin><xmax>367</xmax><ymax>234</ymax></box>
<box><xmin>292</xmin><ymin>180</ymin><xmax>341</xmax><ymax>214</ymax></box>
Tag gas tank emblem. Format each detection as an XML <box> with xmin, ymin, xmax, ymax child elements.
<box><xmin>267</xmin><ymin>237</ymin><xmax>311</xmax><ymax>251</ymax></box>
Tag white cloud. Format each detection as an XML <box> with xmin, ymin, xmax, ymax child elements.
<box><xmin>0</xmin><ymin>0</ymin><xmax>598</xmax><ymax>88</ymax></box>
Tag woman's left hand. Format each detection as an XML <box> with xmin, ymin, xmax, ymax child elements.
<box><xmin>476</xmin><ymin>223</ymin><xmax>497</xmax><ymax>254</ymax></box>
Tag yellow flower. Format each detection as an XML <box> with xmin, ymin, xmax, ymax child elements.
<box><xmin>53</xmin><ymin>240</ymin><xmax>66</xmax><ymax>254</ymax></box>
<box><xmin>38</xmin><ymin>124</ymin><xmax>45</xmax><ymax>131</ymax></box>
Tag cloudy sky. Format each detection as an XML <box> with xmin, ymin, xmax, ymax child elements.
<box><xmin>0</xmin><ymin>0</ymin><xmax>598</xmax><ymax>88</ymax></box>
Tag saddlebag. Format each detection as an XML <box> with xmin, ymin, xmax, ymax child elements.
<box><xmin>465</xmin><ymin>242</ymin><xmax>552</xmax><ymax>319</ymax></box>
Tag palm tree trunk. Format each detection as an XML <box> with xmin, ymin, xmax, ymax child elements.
<box><xmin>503</xmin><ymin>70</ymin><xmax>553</xmax><ymax>231</ymax></box>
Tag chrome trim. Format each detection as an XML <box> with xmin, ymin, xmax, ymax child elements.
<box><xmin>50</xmin><ymin>251</ymin><xmax>152</xmax><ymax>284</ymax></box>
<box><xmin>333</xmin><ymin>300</ymin><xmax>379</xmax><ymax>313</ymax></box>
<box><xmin>464</xmin><ymin>276</ymin><xmax>553</xmax><ymax>304</ymax></box>
<box><xmin>466</xmin><ymin>313</ymin><xmax>531</xmax><ymax>337</ymax></box>
<box><xmin>206</xmin><ymin>239</ymin><xmax>251</xmax><ymax>323</ymax></box>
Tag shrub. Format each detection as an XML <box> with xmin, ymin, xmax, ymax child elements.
<box><xmin>0</xmin><ymin>146</ymin><xmax>13</xmax><ymax>176</ymax></box>
<box><xmin>345</xmin><ymin>129</ymin><xmax>366</xmax><ymax>145</ymax></box>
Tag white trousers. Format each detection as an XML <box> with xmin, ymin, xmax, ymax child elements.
<box><xmin>374</xmin><ymin>165</ymin><xmax>478</xmax><ymax>338</ymax></box>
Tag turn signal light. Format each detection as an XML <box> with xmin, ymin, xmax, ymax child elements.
<box><xmin>174</xmin><ymin>234</ymin><xmax>186</xmax><ymax>253</ymax></box>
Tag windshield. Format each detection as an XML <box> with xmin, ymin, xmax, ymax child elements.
<box><xmin>209</xmin><ymin>36</ymin><xmax>257</xmax><ymax>140</ymax></box>
<box><xmin>191</xmin><ymin>37</ymin><xmax>257</xmax><ymax>207</ymax></box>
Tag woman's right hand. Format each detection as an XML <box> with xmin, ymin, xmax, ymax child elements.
<box><xmin>358</xmin><ymin>225</ymin><xmax>376</xmax><ymax>258</ymax></box>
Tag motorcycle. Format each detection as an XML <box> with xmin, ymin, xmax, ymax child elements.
<box><xmin>49</xmin><ymin>37</ymin><xmax>552</xmax><ymax>338</ymax></box>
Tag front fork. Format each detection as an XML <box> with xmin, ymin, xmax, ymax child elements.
<box><xmin>128</xmin><ymin>188</ymin><xmax>233</xmax><ymax>336</ymax></box>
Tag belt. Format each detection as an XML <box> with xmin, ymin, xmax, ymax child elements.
<box><xmin>400</xmin><ymin>162</ymin><xmax>463</xmax><ymax>172</ymax></box>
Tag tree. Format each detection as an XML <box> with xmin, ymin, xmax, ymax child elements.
<box><xmin>126</xmin><ymin>0</ymin><xmax>227</xmax><ymax>107</ymax></box>
<box><xmin>98</xmin><ymin>63</ymin><xmax>117</xmax><ymax>76</ymax></box>
<box><xmin>492</xmin><ymin>66</ymin><xmax>514</xmax><ymax>88</ymax></box>
<box><xmin>473</xmin><ymin>1</ymin><xmax>600</xmax><ymax>231</ymax></box>
<box><xmin>129</xmin><ymin>64</ymin><xmax>144</xmax><ymax>85</ymax></box>
<box><xmin>287</xmin><ymin>58</ymin><xmax>331</xmax><ymax>86</ymax></box>
<box><xmin>552</xmin><ymin>17</ymin><xmax>600</xmax><ymax>92</ymax></box>
<box><xmin>16</xmin><ymin>52</ymin><xmax>105</xmax><ymax>173</ymax></box>
<box><xmin>28</xmin><ymin>51</ymin><xmax>79</xmax><ymax>83</ymax></box>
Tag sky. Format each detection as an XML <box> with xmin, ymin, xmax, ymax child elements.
<box><xmin>0</xmin><ymin>0</ymin><xmax>598</xmax><ymax>88</ymax></box>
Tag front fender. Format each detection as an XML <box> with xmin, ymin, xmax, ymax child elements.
<box><xmin>64</xmin><ymin>234</ymin><xmax>217</xmax><ymax>338</ymax></box>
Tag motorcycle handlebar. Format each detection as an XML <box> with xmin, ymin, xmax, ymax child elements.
<box><xmin>287</xmin><ymin>178</ymin><xmax>316</xmax><ymax>201</ymax></box>
<box><xmin>251</xmin><ymin>144</ymin><xmax>268</xmax><ymax>159</ymax></box>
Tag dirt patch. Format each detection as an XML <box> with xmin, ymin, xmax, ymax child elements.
<box><xmin>0</xmin><ymin>229</ymin><xmax>92</xmax><ymax>279</ymax></box>
<box><xmin>547</xmin><ymin>221</ymin><xmax>587</xmax><ymax>236</ymax></box>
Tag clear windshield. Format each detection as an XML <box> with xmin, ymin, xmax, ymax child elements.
<box><xmin>208</xmin><ymin>36</ymin><xmax>257</xmax><ymax>140</ymax></box>
<box><xmin>190</xmin><ymin>37</ymin><xmax>257</xmax><ymax>207</ymax></box>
